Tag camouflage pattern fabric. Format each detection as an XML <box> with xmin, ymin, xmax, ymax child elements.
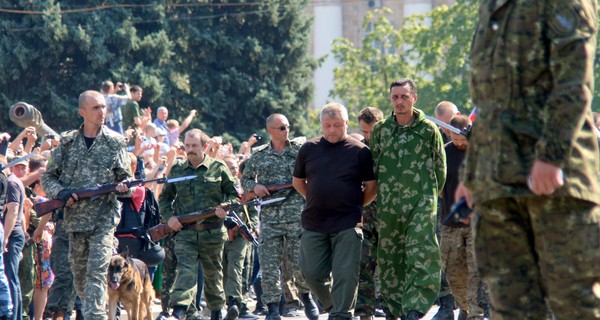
<box><xmin>121</xmin><ymin>100</ymin><xmax>142</xmax><ymax>131</ymax></box>
<box><xmin>258</xmin><ymin>222</ymin><xmax>308</xmax><ymax>305</ymax></box>
<box><xmin>160</xmin><ymin>156</ymin><xmax>238</xmax><ymax>312</ymax></box>
<box><xmin>354</xmin><ymin>202</ymin><xmax>378</xmax><ymax>317</ymax></box>
<box><xmin>466</xmin><ymin>1</ymin><xmax>600</xmax><ymax>318</ymax></box>
<box><xmin>42</xmin><ymin>125</ymin><xmax>132</xmax><ymax>233</ymax></box>
<box><xmin>160</xmin><ymin>236</ymin><xmax>177</xmax><ymax>313</ymax></box>
<box><xmin>241</xmin><ymin>138</ymin><xmax>305</xmax><ymax>224</ymax></box>
<box><xmin>223</xmin><ymin>233</ymin><xmax>249</xmax><ymax>303</ymax></box>
<box><xmin>46</xmin><ymin>221</ymin><xmax>77</xmax><ymax>315</ymax></box>
<box><xmin>370</xmin><ymin>108</ymin><xmax>446</xmax><ymax>317</ymax></box>
<box><xmin>17</xmin><ymin>244</ymin><xmax>33</xmax><ymax>320</ymax></box>
<box><xmin>69</xmin><ymin>227</ymin><xmax>114</xmax><ymax>320</ymax></box>
<box><xmin>242</xmin><ymin>138</ymin><xmax>309</xmax><ymax>305</ymax></box>
<box><xmin>41</xmin><ymin>125</ymin><xmax>132</xmax><ymax>320</ymax></box>
<box><xmin>440</xmin><ymin>226</ymin><xmax>485</xmax><ymax>318</ymax></box>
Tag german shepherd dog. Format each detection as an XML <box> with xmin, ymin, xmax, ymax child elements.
<box><xmin>107</xmin><ymin>252</ymin><xmax>155</xmax><ymax>320</ymax></box>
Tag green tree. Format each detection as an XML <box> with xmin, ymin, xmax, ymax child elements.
<box><xmin>0</xmin><ymin>0</ymin><xmax>316</xmax><ymax>142</ymax></box>
<box><xmin>330</xmin><ymin>0</ymin><xmax>478</xmax><ymax>122</ymax></box>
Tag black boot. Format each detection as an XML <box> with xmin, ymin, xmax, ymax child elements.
<box><xmin>238</xmin><ymin>303</ymin><xmax>259</xmax><ymax>319</ymax></box>
<box><xmin>431</xmin><ymin>295</ymin><xmax>455</xmax><ymax>320</ymax></box>
<box><xmin>172</xmin><ymin>307</ymin><xmax>187</xmax><ymax>320</ymax></box>
<box><xmin>300</xmin><ymin>292</ymin><xmax>319</xmax><ymax>320</ymax></box>
<box><xmin>405</xmin><ymin>310</ymin><xmax>424</xmax><ymax>320</ymax></box>
<box><xmin>225</xmin><ymin>297</ymin><xmax>240</xmax><ymax>320</ymax></box>
<box><xmin>458</xmin><ymin>310</ymin><xmax>468</xmax><ymax>320</ymax></box>
<box><xmin>265</xmin><ymin>303</ymin><xmax>281</xmax><ymax>320</ymax></box>
<box><xmin>211</xmin><ymin>310</ymin><xmax>223</xmax><ymax>320</ymax></box>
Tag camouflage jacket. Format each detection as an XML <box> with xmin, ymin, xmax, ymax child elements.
<box><xmin>42</xmin><ymin>125</ymin><xmax>132</xmax><ymax>233</ymax></box>
<box><xmin>159</xmin><ymin>156</ymin><xmax>238</xmax><ymax>230</ymax></box>
<box><xmin>464</xmin><ymin>0</ymin><xmax>600</xmax><ymax>204</ymax></box>
<box><xmin>371</xmin><ymin>108</ymin><xmax>447</xmax><ymax>209</ymax></box>
<box><xmin>241</xmin><ymin>137</ymin><xmax>305</xmax><ymax>224</ymax></box>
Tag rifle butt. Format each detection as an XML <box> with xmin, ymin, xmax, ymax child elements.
<box><xmin>148</xmin><ymin>224</ymin><xmax>175</xmax><ymax>242</ymax></box>
<box><xmin>34</xmin><ymin>200</ymin><xmax>64</xmax><ymax>217</ymax></box>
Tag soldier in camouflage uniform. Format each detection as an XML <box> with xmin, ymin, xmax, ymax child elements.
<box><xmin>370</xmin><ymin>79</ymin><xmax>446</xmax><ymax>320</ymax></box>
<box><xmin>457</xmin><ymin>1</ymin><xmax>600</xmax><ymax>319</ymax></box>
<box><xmin>42</xmin><ymin>91</ymin><xmax>133</xmax><ymax>320</ymax></box>
<box><xmin>241</xmin><ymin>114</ymin><xmax>318</xmax><ymax>320</ymax></box>
<box><xmin>160</xmin><ymin>129</ymin><xmax>238</xmax><ymax>320</ymax></box>
<box><xmin>354</xmin><ymin>107</ymin><xmax>384</xmax><ymax>320</ymax></box>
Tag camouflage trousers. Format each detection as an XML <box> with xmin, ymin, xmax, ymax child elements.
<box><xmin>47</xmin><ymin>221</ymin><xmax>77</xmax><ymax>315</ymax></box>
<box><xmin>68</xmin><ymin>227</ymin><xmax>114</xmax><ymax>320</ymax></box>
<box><xmin>440</xmin><ymin>226</ymin><xmax>486</xmax><ymax>318</ymax></box>
<box><xmin>475</xmin><ymin>196</ymin><xmax>600</xmax><ymax>319</ymax></box>
<box><xmin>170</xmin><ymin>229</ymin><xmax>226</xmax><ymax>312</ymax></box>
<box><xmin>18</xmin><ymin>243</ymin><xmax>34</xmax><ymax>320</ymax></box>
<box><xmin>377</xmin><ymin>205</ymin><xmax>441</xmax><ymax>317</ymax></box>
<box><xmin>259</xmin><ymin>222</ymin><xmax>309</xmax><ymax>305</ymax></box>
<box><xmin>223</xmin><ymin>234</ymin><xmax>249</xmax><ymax>303</ymax></box>
<box><xmin>160</xmin><ymin>236</ymin><xmax>177</xmax><ymax>313</ymax></box>
<box><xmin>355</xmin><ymin>224</ymin><xmax>378</xmax><ymax>317</ymax></box>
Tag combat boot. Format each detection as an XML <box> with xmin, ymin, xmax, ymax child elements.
<box><xmin>431</xmin><ymin>295</ymin><xmax>455</xmax><ymax>320</ymax></box>
<box><xmin>238</xmin><ymin>303</ymin><xmax>259</xmax><ymax>319</ymax></box>
<box><xmin>172</xmin><ymin>307</ymin><xmax>187</xmax><ymax>320</ymax></box>
<box><xmin>265</xmin><ymin>303</ymin><xmax>281</xmax><ymax>320</ymax></box>
<box><xmin>300</xmin><ymin>292</ymin><xmax>319</xmax><ymax>320</ymax></box>
<box><xmin>405</xmin><ymin>310</ymin><xmax>424</xmax><ymax>320</ymax></box>
<box><xmin>210</xmin><ymin>310</ymin><xmax>223</xmax><ymax>320</ymax></box>
<box><xmin>225</xmin><ymin>297</ymin><xmax>240</xmax><ymax>320</ymax></box>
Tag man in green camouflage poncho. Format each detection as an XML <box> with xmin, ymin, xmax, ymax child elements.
<box><xmin>42</xmin><ymin>91</ymin><xmax>133</xmax><ymax>320</ymax></box>
<box><xmin>456</xmin><ymin>0</ymin><xmax>600</xmax><ymax>318</ymax></box>
<box><xmin>370</xmin><ymin>79</ymin><xmax>446</xmax><ymax>320</ymax></box>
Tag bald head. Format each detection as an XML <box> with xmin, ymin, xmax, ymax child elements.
<box><xmin>434</xmin><ymin>101</ymin><xmax>459</xmax><ymax>122</ymax></box>
<box><xmin>79</xmin><ymin>91</ymin><xmax>104</xmax><ymax>109</ymax></box>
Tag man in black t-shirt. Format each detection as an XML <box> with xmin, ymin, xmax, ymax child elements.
<box><xmin>292</xmin><ymin>102</ymin><xmax>377</xmax><ymax>320</ymax></box>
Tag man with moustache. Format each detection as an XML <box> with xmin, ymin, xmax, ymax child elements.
<box><xmin>42</xmin><ymin>90</ymin><xmax>133</xmax><ymax>320</ymax></box>
<box><xmin>370</xmin><ymin>78</ymin><xmax>446</xmax><ymax>320</ymax></box>
<box><xmin>159</xmin><ymin>129</ymin><xmax>237</xmax><ymax>320</ymax></box>
<box><xmin>293</xmin><ymin>103</ymin><xmax>377</xmax><ymax>320</ymax></box>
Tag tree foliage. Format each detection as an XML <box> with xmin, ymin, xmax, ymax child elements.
<box><xmin>0</xmin><ymin>0</ymin><xmax>315</xmax><ymax>141</ymax></box>
<box><xmin>330</xmin><ymin>0</ymin><xmax>477</xmax><ymax>122</ymax></box>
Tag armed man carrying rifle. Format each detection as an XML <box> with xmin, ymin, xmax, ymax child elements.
<box><xmin>42</xmin><ymin>91</ymin><xmax>134</xmax><ymax>320</ymax></box>
<box><xmin>159</xmin><ymin>129</ymin><xmax>239</xmax><ymax>320</ymax></box>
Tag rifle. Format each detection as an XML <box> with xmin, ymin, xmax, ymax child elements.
<box><xmin>148</xmin><ymin>196</ymin><xmax>285</xmax><ymax>242</ymax></box>
<box><xmin>225</xmin><ymin>210</ymin><xmax>259</xmax><ymax>246</ymax></box>
<box><xmin>34</xmin><ymin>175</ymin><xmax>197</xmax><ymax>217</ymax></box>
<box><xmin>441</xmin><ymin>197</ymin><xmax>472</xmax><ymax>226</ymax></box>
<box><xmin>239</xmin><ymin>181</ymin><xmax>293</xmax><ymax>202</ymax></box>
<box><xmin>425</xmin><ymin>115</ymin><xmax>472</xmax><ymax>138</ymax></box>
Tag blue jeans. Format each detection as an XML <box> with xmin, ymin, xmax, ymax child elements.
<box><xmin>3</xmin><ymin>228</ymin><xmax>24</xmax><ymax>320</ymax></box>
<box><xmin>0</xmin><ymin>226</ymin><xmax>13</xmax><ymax>318</ymax></box>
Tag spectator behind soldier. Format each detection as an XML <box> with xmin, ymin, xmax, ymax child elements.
<box><xmin>293</xmin><ymin>103</ymin><xmax>377</xmax><ymax>320</ymax></box>
<box><xmin>153</xmin><ymin>107</ymin><xmax>171</xmax><ymax>146</ymax></box>
<box><xmin>0</xmin><ymin>156</ymin><xmax>14</xmax><ymax>320</ymax></box>
<box><xmin>4</xmin><ymin>156</ymin><xmax>27</xmax><ymax>320</ymax></box>
<box><xmin>121</xmin><ymin>85</ymin><xmax>143</xmax><ymax>131</ymax></box>
<box><xmin>166</xmin><ymin>110</ymin><xmax>197</xmax><ymax>147</ymax></box>
<box><xmin>101</xmin><ymin>80</ymin><xmax>131</xmax><ymax>134</ymax></box>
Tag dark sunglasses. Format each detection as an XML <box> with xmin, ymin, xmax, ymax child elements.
<box><xmin>271</xmin><ymin>125</ymin><xmax>290</xmax><ymax>131</ymax></box>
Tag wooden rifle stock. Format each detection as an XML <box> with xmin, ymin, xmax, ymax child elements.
<box><xmin>239</xmin><ymin>181</ymin><xmax>293</xmax><ymax>202</ymax></box>
<box><xmin>34</xmin><ymin>176</ymin><xmax>179</xmax><ymax>217</ymax></box>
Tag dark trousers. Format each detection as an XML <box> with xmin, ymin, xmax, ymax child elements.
<box><xmin>299</xmin><ymin>228</ymin><xmax>362</xmax><ymax>319</ymax></box>
<box><xmin>4</xmin><ymin>229</ymin><xmax>25</xmax><ymax>320</ymax></box>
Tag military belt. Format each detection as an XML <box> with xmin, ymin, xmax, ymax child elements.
<box><xmin>192</xmin><ymin>221</ymin><xmax>223</xmax><ymax>231</ymax></box>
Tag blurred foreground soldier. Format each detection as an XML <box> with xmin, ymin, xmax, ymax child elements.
<box><xmin>370</xmin><ymin>79</ymin><xmax>446</xmax><ymax>320</ymax></box>
<box><xmin>42</xmin><ymin>91</ymin><xmax>133</xmax><ymax>320</ymax></box>
<box><xmin>293</xmin><ymin>103</ymin><xmax>377</xmax><ymax>320</ymax></box>
<box><xmin>456</xmin><ymin>1</ymin><xmax>600</xmax><ymax>319</ymax></box>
